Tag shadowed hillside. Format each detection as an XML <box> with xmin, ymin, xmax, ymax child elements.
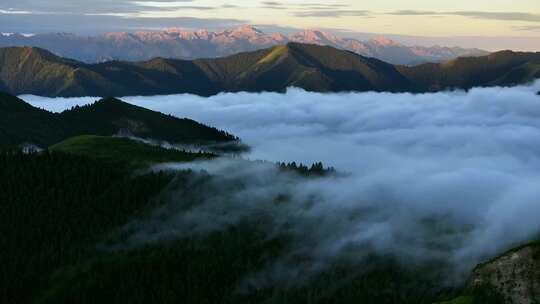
<box><xmin>0</xmin><ymin>92</ymin><xmax>64</xmax><ymax>146</ymax></box>
<box><xmin>0</xmin><ymin>44</ymin><xmax>412</xmax><ymax>96</ymax></box>
<box><xmin>398</xmin><ymin>51</ymin><xmax>540</xmax><ymax>91</ymax></box>
<box><xmin>58</xmin><ymin>98</ymin><xmax>238</xmax><ymax>143</ymax></box>
<box><xmin>217</xmin><ymin>43</ymin><xmax>411</xmax><ymax>92</ymax></box>
<box><xmin>0</xmin><ymin>93</ymin><xmax>238</xmax><ymax>147</ymax></box>
<box><xmin>1</xmin><ymin>44</ymin><xmax>537</xmax><ymax>97</ymax></box>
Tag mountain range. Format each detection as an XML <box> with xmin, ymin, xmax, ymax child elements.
<box><xmin>0</xmin><ymin>44</ymin><xmax>538</xmax><ymax>97</ymax></box>
<box><xmin>0</xmin><ymin>26</ymin><xmax>488</xmax><ymax>65</ymax></box>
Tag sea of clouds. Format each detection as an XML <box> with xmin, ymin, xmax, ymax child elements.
<box><xmin>23</xmin><ymin>81</ymin><xmax>540</xmax><ymax>283</ymax></box>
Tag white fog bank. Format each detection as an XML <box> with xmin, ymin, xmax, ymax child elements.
<box><xmin>23</xmin><ymin>82</ymin><xmax>540</xmax><ymax>281</ymax></box>
<box><xmin>22</xmin><ymin>82</ymin><xmax>540</xmax><ymax>170</ymax></box>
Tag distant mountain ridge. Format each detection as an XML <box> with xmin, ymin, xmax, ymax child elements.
<box><xmin>0</xmin><ymin>26</ymin><xmax>488</xmax><ymax>65</ymax></box>
<box><xmin>0</xmin><ymin>44</ymin><xmax>538</xmax><ymax>97</ymax></box>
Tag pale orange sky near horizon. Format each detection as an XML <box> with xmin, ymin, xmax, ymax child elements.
<box><xmin>1</xmin><ymin>0</ymin><xmax>539</xmax><ymax>50</ymax></box>
<box><xmin>133</xmin><ymin>0</ymin><xmax>540</xmax><ymax>37</ymax></box>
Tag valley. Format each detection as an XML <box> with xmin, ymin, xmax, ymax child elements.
<box><xmin>3</xmin><ymin>86</ymin><xmax>540</xmax><ymax>303</ymax></box>
<box><xmin>3</xmin><ymin>0</ymin><xmax>540</xmax><ymax>302</ymax></box>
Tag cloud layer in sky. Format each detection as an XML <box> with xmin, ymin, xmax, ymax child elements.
<box><xmin>1</xmin><ymin>0</ymin><xmax>539</xmax><ymax>48</ymax></box>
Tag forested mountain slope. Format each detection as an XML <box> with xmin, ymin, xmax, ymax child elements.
<box><xmin>0</xmin><ymin>92</ymin><xmax>237</xmax><ymax>146</ymax></box>
<box><xmin>398</xmin><ymin>50</ymin><xmax>540</xmax><ymax>91</ymax></box>
<box><xmin>1</xmin><ymin>44</ymin><xmax>537</xmax><ymax>97</ymax></box>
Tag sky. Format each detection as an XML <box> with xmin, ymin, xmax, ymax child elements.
<box><xmin>1</xmin><ymin>0</ymin><xmax>539</xmax><ymax>50</ymax></box>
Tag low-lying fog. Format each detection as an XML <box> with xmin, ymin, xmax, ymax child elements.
<box><xmin>24</xmin><ymin>81</ymin><xmax>540</xmax><ymax>282</ymax></box>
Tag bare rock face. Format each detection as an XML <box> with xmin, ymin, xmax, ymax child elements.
<box><xmin>469</xmin><ymin>243</ymin><xmax>540</xmax><ymax>304</ymax></box>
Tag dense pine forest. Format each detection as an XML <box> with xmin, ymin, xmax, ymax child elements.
<box><xmin>0</xmin><ymin>150</ymin><xmax>173</xmax><ymax>303</ymax></box>
<box><xmin>0</xmin><ymin>147</ymin><xmax>505</xmax><ymax>304</ymax></box>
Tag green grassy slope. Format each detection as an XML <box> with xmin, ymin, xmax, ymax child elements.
<box><xmin>0</xmin><ymin>47</ymin><xmax>83</xmax><ymax>96</ymax></box>
<box><xmin>197</xmin><ymin>43</ymin><xmax>412</xmax><ymax>93</ymax></box>
<box><xmin>282</xmin><ymin>43</ymin><xmax>412</xmax><ymax>92</ymax></box>
<box><xmin>50</xmin><ymin>135</ymin><xmax>213</xmax><ymax>169</ymax></box>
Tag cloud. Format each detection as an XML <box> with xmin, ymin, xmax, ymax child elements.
<box><xmin>0</xmin><ymin>13</ymin><xmax>246</xmax><ymax>34</ymax></box>
<box><xmin>0</xmin><ymin>9</ymin><xmax>32</xmax><ymax>14</ymax></box>
<box><xmin>388</xmin><ymin>10</ymin><xmax>438</xmax><ymax>16</ymax></box>
<box><xmin>133</xmin><ymin>1</ymin><xmax>201</xmax><ymax>8</ymax></box>
<box><xmin>453</xmin><ymin>11</ymin><xmax>540</xmax><ymax>22</ymax></box>
<box><xmin>256</xmin><ymin>2</ymin><xmax>370</xmax><ymax>18</ymax></box>
<box><xmin>294</xmin><ymin>9</ymin><xmax>370</xmax><ymax>18</ymax></box>
<box><xmin>389</xmin><ymin>10</ymin><xmax>540</xmax><ymax>23</ymax></box>
<box><xmin>24</xmin><ymin>81</ymin><xmax>540</xmax><ymax>285</ymax></box>
<box><xmin>220</xmin><ymin>4</ymin><xmax>238</xmax><ymax>9</ymax></box>
<box><xmin>514</xmin><ymin>25</ymin><xmax>540</xmax><ymax>32</ymax></box>
<box><xmin>0</xmin><ymin>0</ymin><xmax>247</xmax><ymax>33</ymax></box>
<box><xmin>291</xmin><ymin>3</ymin><xmax>370</xmax><ymax>18</ymax></box>
<box><xmin>132</xmin><ymin>1</ymin><xmax>216</xmax><ymax>11</ymax></box>
<box><xmin>0</xmin><ymin>0</ymin><xmax>197</xmax><ymax>14</ymax></box>
<box><xmin>261</xmin><ymin>1</ymin><xmax>285</xmax><ymax>9</ymax></box>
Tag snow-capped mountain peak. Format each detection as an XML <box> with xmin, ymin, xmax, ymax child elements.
<box><xmin>369</xmin><ymin>36</ymin><xmax>400</xmax><ymax>46</ymax></box>
<box><xmin>289</xmin><ymin>29</ymin><xmax>342</xmax><ymax>45</ymax></box>
<box><xmin>0</xmin><ymin>26</ymin><xmax>489</xmax><ymax>65</ymax></box>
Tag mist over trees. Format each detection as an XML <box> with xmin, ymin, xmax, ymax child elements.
<box><xmin>3</xmin><ymin>83</ymin><xmax>540</xmax><ymax>303</ymax></box>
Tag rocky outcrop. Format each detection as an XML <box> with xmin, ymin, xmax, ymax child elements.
<box><xmin>469</xmin><ymin>242</ymin><xmax>540</xmax><ymax>304</ymax></box>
